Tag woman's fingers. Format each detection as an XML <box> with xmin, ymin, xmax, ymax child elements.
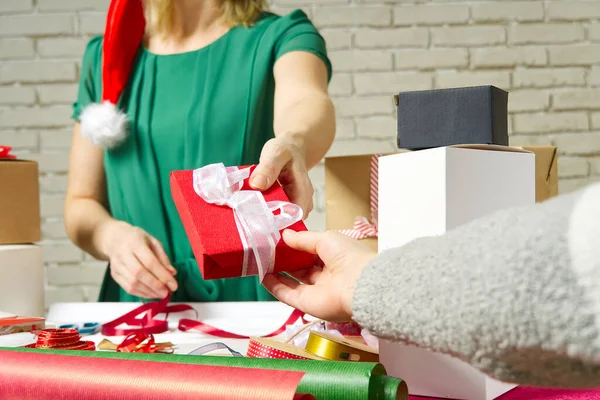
<box><xmin>251</xmin><ymin>139</ymin><xmax>292</xmax><ymax>190</ymax></box>
<box><xmin>134</xmin><ymin>240</ymin><xmax>178</xmax><ymax>292</ymax></box>
<box><xmin>111</xmin><ymin>267</ymin><xmax>157</xmax><ymax>299</ymax></box>
<box><xmin>148</xmin><ymin>236</ymin><xmax>177</xmax><ymax>276</ymax></box>
<box><xmin>282</xmin><ymin>229</ymin><xmax>323</xmax><ymax>254</ymax></box>
<box><xmin>123</xmin><ymin>252</ymin><xmax>169</xmax><ymax>298</ymax></box>
<box><xmin>263</xmin><ymin>273</ymin><xmax>304</xmax><ymax>310</ymax></box>
<box><xmin>286</xmin><ymin>267</ymin><xmax>323</xmax><ymax>285</ymax></box>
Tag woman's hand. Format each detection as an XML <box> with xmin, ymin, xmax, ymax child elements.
<box><xmin>250</xmin><ymin>136</ymin><xmax>314</xmax><ymax>219</ymax></box>
<box><xmin>100</xmin><ymin>220</ymin><xmax>178</xmax><ymax>299</ymax></box>
<box><xmin>262</xmin><ymin>230</ymin><xmax>376</xmax><ymax>322</ymax></box>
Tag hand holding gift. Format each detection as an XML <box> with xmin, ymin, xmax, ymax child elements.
<box><xmin>263</xmin><ymin>230</ymin><xmax>375</xmax><ymax>322</ymax></box>
<box><xmin>249</xmin><ymin>136</ymin><xmax>314</xmax><ymax>219</ymax></box>
<box><xmin>171</xmin><ymin>163</ymin><xmax>316</xmax><ymax>281</ymax></box>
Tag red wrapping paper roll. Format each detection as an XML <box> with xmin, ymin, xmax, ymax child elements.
<box><xmin>0</xmin><ymin>350</ymin><xmax>313</xmax><ymax>400</ymax></box>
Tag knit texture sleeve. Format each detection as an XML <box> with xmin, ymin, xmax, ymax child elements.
<box><xmin>353</xmin><ymin>182</ymin><xmax>600</xmax><ymax>388</ymax></box>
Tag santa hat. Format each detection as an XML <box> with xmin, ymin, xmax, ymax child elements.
<box><xmin>80</xmin><ymin>0</ymin><xmax>146</xmax><ymax>149</ymax></box>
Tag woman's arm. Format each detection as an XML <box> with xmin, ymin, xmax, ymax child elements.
<box><xmin>64</xmin><ymin>124</ymin><xmax>177</xmax><ymax>298</ymax></box>
<box><xmin>250</xmin><ymin>51</ymin><xmax>335</xmax><ymax>216</ymax></box>
<box><xmin>353</xmin><ymin>183</ymin><xmax>600</xmax><ymax>388</ymax></box>
<box><xmin>64</xmin><ymin>122</ymin><xmax>115</xmax><ymax>260</ymax></box>
<box><xmin>272</xmin><ymin>51</ymin><xmax>335</xmax><ymax>169</ymax></box>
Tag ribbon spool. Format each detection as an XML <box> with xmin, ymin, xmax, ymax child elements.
<box><xmin>247</xmin><ymin>338</ymin><xmax>325</xmax><ymax>361</ymax></box>
<box><xmin>24</xmin><ymin>328</ymin><xmax>95</xmax><ymax>351</ymax></box>
<box><xmin>305</xmin><ymin>331</ymin><xmax>379</xmax><ymax>362</ymax></box>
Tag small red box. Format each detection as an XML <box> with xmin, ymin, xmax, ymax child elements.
<box><xmin>170</xmin><ymin>165</ymin><xmax>316</xmax><ymax>280</ymax></box>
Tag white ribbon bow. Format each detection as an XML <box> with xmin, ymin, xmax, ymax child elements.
<box><xmin>193</xmin><ymin>163</ymin><xmax>303</xmax><ymax>280</ymax></box>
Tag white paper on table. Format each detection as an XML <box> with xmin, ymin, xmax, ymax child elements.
<box><xmin>0</xmin><ymin>332</ymin><xmax>36</xmax><ymax>348</ymax></box>
<box><xmin>47</xmin><ymin>301</ymin><xmax>305</xmax><ymax>355</ymax></box>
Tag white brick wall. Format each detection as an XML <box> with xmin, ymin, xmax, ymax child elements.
<box><xmin>1</xmin><ymin>0</ymin><xmax>600</xmax><ymax>306</ymax></box>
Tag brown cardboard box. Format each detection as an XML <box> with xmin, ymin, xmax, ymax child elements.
<box><xmin>516</xmin><ymin>146</ymin><xmax>558</xmax><ymax>202</ymax></box>
<box><xmin>325</xmin><ymin>155</ymin><xmax>380</xmax><ymax>252</ymax></box>
<box><xmin>0</xmin><ymin>160</ymin><xmax>41</xmax><ymax>244</ymax></box>
<box><xmin>324</xmin><ymin>146</ymin><xmax>558</xmax><ymax>251</ymax></box>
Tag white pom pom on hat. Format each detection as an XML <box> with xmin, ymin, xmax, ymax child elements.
<box><xmin>80</xmin><ymin>0</ymin><xmax>146</xmax><ymax>149</ymax></box>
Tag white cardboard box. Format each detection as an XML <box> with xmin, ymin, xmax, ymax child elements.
<box><xmin>378</xmin><ymin>145</ymin><xmax>535</xmax><ymax>400</ymax></box>
<box><xmin>0</xmin><ymin>245</ymin><xmax>44</xmax><ymax>317</ymax></box>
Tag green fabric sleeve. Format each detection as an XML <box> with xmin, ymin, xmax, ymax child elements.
<box><xmin>273</xmin><ymin>10</ymin><xmax>332</xmax><ymax>82</ymax></box>
<box><xmin>72</xmin><ymin>35</ymin><xmax>103</xmax><ymax>121</ymax></box>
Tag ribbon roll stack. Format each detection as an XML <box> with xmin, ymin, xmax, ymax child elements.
<box><xmin>246</xmin><ymin>331</ymin><xmax>378</xmax><ymax>363</ymax></box>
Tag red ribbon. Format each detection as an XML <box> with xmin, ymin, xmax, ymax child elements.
<box><xmin>101</xmin><ymin>293</ymin><xmax>306</xmax><ymax>339</ymax></box>
<box><xmin>178</xmin><ymin>309</ymin><xmax>307</xmax><ymax>339</ymax></box>
<box><xmin>116</xmin><ymin>332</ymin><xmax>174</xmax><ymax>353</ymax></box>
<box><xmin>0</xmin><ymin>146</ymin><xmax>16</xmax><ymax>160</ymax></box>
<box><xmin>24</xmin><ymin>328</ymin><xmax>95</xmax><ymax>350</ymax></box>
<box><xmin>101</xmin><ymin>295</ymin><xmax>195</xmax><ymax>336</ymax></box>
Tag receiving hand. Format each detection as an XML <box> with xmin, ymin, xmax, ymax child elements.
<box><xmin>263</xmin><ymin>230</ymin><xmax>376</xmax><ymax>322</ymax></box>
<box><xmin>250</xmin><ymin>137</ymin><xmax>314</xmax><ymax>219</ymax></box>
<box><xmin>101</xmin><ymin>221</ymin><xmax>178</xmax><ymax>299</ymax></box>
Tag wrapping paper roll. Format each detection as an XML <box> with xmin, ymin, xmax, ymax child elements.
<box><xmin>3</xmin><ymin>347</ymin><xmax>408</xmax><ymax>400</ymax></box>
<box><xmin>0</xmin><ymin>349</ymin><xmax>312</xmax><ymax>400</ymax></box>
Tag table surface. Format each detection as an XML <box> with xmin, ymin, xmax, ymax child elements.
<box><xmin>3</xmin><ymin>302</ymin><xmax>598</xmax><ymax>400</ymax></box>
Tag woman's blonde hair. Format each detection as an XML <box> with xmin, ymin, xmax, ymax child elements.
<box><xmin>144</xmin><ymin>0</ymin><xmax>268</xmax><ymax>37</ymax></box>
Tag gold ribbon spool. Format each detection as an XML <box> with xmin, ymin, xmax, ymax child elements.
<box><xmin>305</xmin><ymin>331</ymin><xmax>379</xmax><ymax>362</ymax></box>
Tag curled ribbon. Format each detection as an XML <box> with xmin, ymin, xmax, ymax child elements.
<box><xmin>116</xmin><ymin>332</ymin><xmax>174</xmax><ymax>353</ymax></box>
<box><xmin>193</xmin><ymin>163</ymin><xmax>303</xmax><ymax>280</ymax></box>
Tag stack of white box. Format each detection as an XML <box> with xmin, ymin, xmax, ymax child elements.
<box><xmin>0</xmin><ymin>157</ymin><xmax>45</xmax><ymax>317</ymax></box>
<box><xmin>377</xmin><ymin>86</ymin><xmax>537</xmax><ymax>400</ymax></box>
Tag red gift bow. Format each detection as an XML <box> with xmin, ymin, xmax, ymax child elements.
<box><xmin>101</xmin><ymin>293</ymin><xmax>307</xmax><ymax>339</ymax></box>
<box><xmin>0</xmin><ymin>146</ymin><xmax>16</xmax><ymax>160</ymax></box>
<box><xmin>338</xmin><ymin>154</ymin><xmax>380</xmax><ymax>240</ymax></box>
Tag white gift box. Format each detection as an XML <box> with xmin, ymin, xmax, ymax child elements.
<box><xmin>378</xmin><ymin>145</ymin><xmax>535</xmax><ymax>400</ymax></box>
<box><xmin>0</xmin><ymin>245</ymin><xmax>44</xmax><ymax>317</ymax></box>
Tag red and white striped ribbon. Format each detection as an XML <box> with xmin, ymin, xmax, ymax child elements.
<box><xmin>338</xmin><ymin>154</ymin><xmax>380</xmax><ymax>240</ymax></box>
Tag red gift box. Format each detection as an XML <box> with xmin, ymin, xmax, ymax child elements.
<box><xmin>170</xmin><ymin>165</ymin><xmax>316</xmax><ymax>280</ymax></box>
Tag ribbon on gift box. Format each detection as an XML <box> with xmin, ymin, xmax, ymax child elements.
<box><xmin>0</xmin><ymin>146</ymin><xmax>16</xmax><ymax>160</ymax></box>
<box><xmin>337</xmin><ymin>154</ymin><xmax>380</xmax><ymax>240</ymax></box>
<box><xmin>193</xmin><ymin>163</ymin><xmax>303</xmax><ymax>280</ymax></box>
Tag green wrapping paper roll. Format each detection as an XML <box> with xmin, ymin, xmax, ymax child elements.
<box><xmin>1</xmin><ymin>347</ymin><xmax>407</xmax><ymax>400</ymax></box>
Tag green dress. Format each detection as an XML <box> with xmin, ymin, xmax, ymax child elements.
<box><xmin>71</xmin><ymin>10</ymin><xmax>332</xmax><ymax>303</ymax></box>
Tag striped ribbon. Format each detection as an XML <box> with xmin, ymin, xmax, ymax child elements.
<box><xmin>337</xmin><ymin>154</ymin><xmax>380</xmax><ymax>240</ymax></box>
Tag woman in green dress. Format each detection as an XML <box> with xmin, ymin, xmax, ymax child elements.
<box><xmin>64</xmin><ymin>0</ymin><xmax>335</xmax><ymax>303</ymax></box>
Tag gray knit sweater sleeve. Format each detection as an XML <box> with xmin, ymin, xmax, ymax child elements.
<box><xmin>352</xmin><ymin>182</ymin><xmax>600</xmax><ymax>388</ymax></box>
